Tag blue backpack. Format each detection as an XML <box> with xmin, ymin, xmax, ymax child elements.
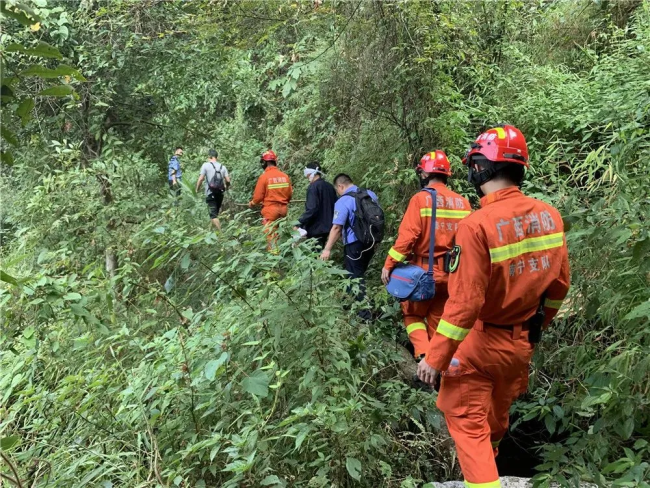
<box><xmin>385</xmin><ymin>188</ymin><xmax>437</xmax><ymax>302</ymax></box>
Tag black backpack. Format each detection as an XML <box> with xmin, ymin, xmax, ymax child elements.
<box><xmin>208</xmin><ymin>162</ymin><xmax>226</xmax><ymax>193</ymax></box>
<box><xmin>348</xmin><ymin>189</ymin><xmax>385</xmax><ymax>247</ymax></box>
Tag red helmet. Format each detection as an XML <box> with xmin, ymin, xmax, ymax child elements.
<box><xmin>417</xmin><ymin>150</ymin><xmax>451</xmax><ymax>176</ymax></box>
<box><xmin>463</xmin><ymin>125</ymin><xmax>529</xmax><ymax>167</ymax></box>
<box><xmin>261</xmin><ymin>150</ymin><xmax>277</xmax><ymax>162</ymax></box>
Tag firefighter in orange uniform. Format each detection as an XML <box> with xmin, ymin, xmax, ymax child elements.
<box><xmin>417</xmin><ymin>126</ymin><xmax>570</xmax><ymax>488</ymax></box>
<box><xmin>381</xmin><ymin>151</ymin><xmax>471</xmax><ymax>359</ymax></box>
<box><xmin>249</xmin><ymin>150</ymin><xmax>293</xmax><ymax>250</ymax></box>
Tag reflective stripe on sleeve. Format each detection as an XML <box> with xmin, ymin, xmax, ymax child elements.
<box><xmin>406</xmin><ymin>322</ymin><xmax>427</xmax><ymax>335</ymax></box>
<box><xmin>268</xmin><ymin>183</ymin><xmax>290</xmax><ymax>189</ymax></box>
<box><xmin>491</xmin><ymin>439</ymin><xmax>501</xmax><ymax>448</ymax></box>
<box><xmin>464</xmin><ymin>480</ymin><xmax>501</xmax><ymax>488</ymax></box>
<box><xmin>489</xmin><ymin>232</ymin><xmax>564</xmax><ymax>263</ymax></box>
<box><xmin>420</xmin><ymin>208</ymin><xmax>470</xmax><ymax>219</ymax></box>
<box><xmin>388</xmin><ymin>247</ymin><xmax>407</xmax><ymax>262</ymax></box>
<box><xmin>437</xmin><ymin>319</ymin><xmax>470</xmax><ymax>341</ymax></box>
<box><xmin>544</xmin><ymin>298</ymin><xmax>564</xmax><ymax>309</ymax></box>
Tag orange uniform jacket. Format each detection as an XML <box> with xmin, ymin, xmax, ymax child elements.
<box><xmin>384</xmin><ymin>183</ymin><xmax>471</xmax><ymax>285</ymax></box>
<box><xmin>426</xmin><ymin>187</ymin><xmax>570</xmax><ymax>371</ymax></box>
<box><xmin>251</xmin><ymin>166</ymin><xmax>293</xmax><ymax>208</ymax></box>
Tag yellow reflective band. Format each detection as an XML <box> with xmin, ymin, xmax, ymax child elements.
<box><xmin>544</xmin><ymin>298</ymin><xmax>564</xmax><ymax>309</ymax></box>
<box><xmin>489</xmin><ymin>232</ymin><xmax>564</xmax><ymax>263</ymax></box>
<box><xmin>491</xmin><ymin>439</ymin><xmax>502</xmax><ymax>448</ymax></box>
<box><xmin>437</xmin><ymin>319</ymin><xmax>470</xmax><ymax>341</ymax></box>
<box><xmin>465</xmin><ymin>480</ymin><xmax>501</xmax><ymax>488</ymax></box>
<box><xmin>420</xmin><ymin>208</ymin><xmax>470</xmax><ymax>219</ymax></box>
<box><xmin>493</xmin><ymin>127</ymin><xmax>506</xmax><ymax>139</ymax></box>
<box><xmin>268</xmin><ymin>183</ymin><xmax>290</xmax><ymax>189</ymax></box>
<box><xmin>388</xmin><ymin>247</ymin><xmax>407</xmax><ymax>262</ymax></box>
<box><xmin>406</xmin><ymin>322</ymin><xmax>427</xmax><ymax>335</ymax></box>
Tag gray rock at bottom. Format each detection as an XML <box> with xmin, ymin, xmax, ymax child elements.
<box><xmin>434</xmin><ymin>477</ymin><xmax>531</xmax><ymax>488</ymax></box>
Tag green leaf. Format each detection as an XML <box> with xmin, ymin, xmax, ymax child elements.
<box><xmin>1</xmin><ymin>84</ymin><xmax>15</xmax><ymax>103</ymax></box>
<box><xmin>1</xmin><ymin>126</ymin><xmax>18</xmax><ymax>146</ymax></box>
<box><xmin>617</xmin><ymin>418</ymin><xmax>634</xmax><ymax>440</ymax></box>
<box><xmin>21</xmin><ymin>64</ymin><xmax>86</xmax><ymax>81</ymax></box>
<box><xmin>633</xmin><ymin>439</ymin><xmax>648</xmax><ymax>450</ymax></box>
<box><xmin>0</xmin><ymin>435</ymin><xmax>20</xmax><ymax>451</ymax></box>
<box><xmin>261</xmin><ymin>475</ymin><xmax>283</xmax><ymax>486</ymax></box>
<box><xmin>241</xmin><ymin>370</ymin><xmax>269</xmax><ymax>398</ymax></box>
<box><xmin>39</xmin><ymin>85</ymin><xmax>75</xmax><ymax>97</ymax></box>
<box><xmin>623</xmin><ymin>300</ymin><xmax>650</xmax><ymax>321</ymax></box>
<box><xmin>5</xmin><ymin>41</ymin><xmax>62</xmax><ymax>59</ymax></box>
<box><xmin>0</xmin><ymin>151</ymin><xmax>14</xmax><ymax>166</ymax></box>
<box><xmin>345</xmin><ymin>456</ymin><xmax>361</xmax><ymax>481</ymax></box>
<box><xmin>544</xmin><ymin>414</ymin><xmax>556</xmax><ymax>435</ymax></box>
<box><xmin>0</xmin><ymin>270</ymin><xmax>19</xmax><ymax>286</ymax></box>
<box><xmin>180</xmin><ymin>252</ymin><xmax>191</xmax><ymax>270</ymax></box>
<box><xmin>63</xmin><ymin>292</ymin><xmax>82</xmax><ymax>301</ymax></box>
<box><xmin>204</xmin><ymin>352</ymin><xmax>228</xmax><ymax>381</ymax></box>
<box><xmin>16</xmin><ymin>98</ymin><xmax>35</xmax><ymax>125</ymax></box>
<box><xmin>0</xmin><ymin>1</ymin><xmax>38</xmax><ymax>26</ymax></box>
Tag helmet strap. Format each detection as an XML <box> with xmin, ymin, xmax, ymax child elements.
<box><xmin>468</xmin><ymin>160</ymin><xmax>515</xmax><ymax>196</ymax></box>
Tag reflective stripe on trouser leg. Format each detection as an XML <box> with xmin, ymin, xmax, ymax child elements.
<box><xmin>464</xmin><ymin>480</ymin><xmax>501</xmax><ymax>488</ymax></box>
<box><xmin>405</xmin><ymin>321</ymin><xmax>428</xmax><ymax>357</ymax></box>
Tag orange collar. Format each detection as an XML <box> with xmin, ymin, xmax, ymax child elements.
<box><xmin>264</xmin><ymin>165</ymin><xmax>279</xmax><ymax>173</ymax></box>
<box><xmin>480</xmin><ymin>186</ymin><xmax>522</xmax><ymax>208</ymax></box>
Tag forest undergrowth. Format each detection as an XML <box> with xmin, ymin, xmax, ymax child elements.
<box><xmin>1</xmin><ymin>0</ymin><xmax>649</xmax><ymax>486</ymax></box>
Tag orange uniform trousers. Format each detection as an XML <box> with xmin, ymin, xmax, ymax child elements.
<box><xmin>436</xmin><ymin>323</ymin><xmax>534</xmax><ymax>486</ymax></box>
<box><xmin>261</xmin><ymin>204</ymin><xmax>288</xmax><ymax>251</ymax></box>
<box><xmin>401</xmin><ymin>287</ymin><xmax>447</xmax><ymax>358</ymax></box>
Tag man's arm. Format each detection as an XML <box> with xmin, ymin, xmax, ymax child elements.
<box><xmin>542</xmin><ymin>235</ymin><xmax>570</xmax><ymax>327</ymax></box>
<box><xmin>425</xmin><ymin>223</ymin><xmax>490</xmax><ymax>372</ymax></box>
<box><xmin>249</xmin><ymin>176</ymin><xmax>266</xmax><ymax>207</ymax></box>
<box><xmin>298</xmin><ymin>185</ymin><xmax>319</xmax><ymax>228</ymax></box>
<box><xmin>170</xmin><ymin>160</ymin><xmax>178</xmax><ymax>185</ymax></box>
<box><xmin>196</xmin><ymin>174</ymin><xmax>205</xmax><ymax>193</ymax></box>
<box><xmin>320</xmin><ymin>224</ymin><xmax>342</xmax><ymax>261</ymax></box>
<box><xmin>222</xmin><ymin>166</ymin><xmax>232</xmax><ymax>189</ymax></box>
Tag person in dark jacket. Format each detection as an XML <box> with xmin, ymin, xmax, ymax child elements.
<box><xmin>295</xmin><ymin>161</ymin><xmax>337</xmax><ymax>250</ymax></box>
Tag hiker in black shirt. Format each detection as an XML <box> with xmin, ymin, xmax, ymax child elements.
<box><xmin>296</xmin><ymin>162</ymin><xmax>337</xmax><ymax>250</ymax></box>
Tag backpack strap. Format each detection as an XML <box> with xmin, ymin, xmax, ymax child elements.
<box><xmin>422</xmin><ymin>188</ymin><xmax>437</xmax><ymax>275</ymax></box>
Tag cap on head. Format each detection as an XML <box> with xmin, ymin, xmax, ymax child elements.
<box><xmin>261</xmin><ymin>150</ymin><xmax>277</xmax><ymax>162</ymax></box>
<box><xmin>417</xmin><ymin>150</ymin><xmax>451</xmax><ymax>176</ymax></box>
<box><xmin>462</xmin><ymin>125</ymin><xmax>529</xmax><ymax>167</ymax></box>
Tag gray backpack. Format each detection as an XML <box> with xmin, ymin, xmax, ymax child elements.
<box><xmin>208</xmin><ymin>162</ymin><xmax>226</xmax><ymax>193</ymax></box>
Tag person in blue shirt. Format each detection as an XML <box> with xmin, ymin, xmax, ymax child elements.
<box><xmin>320</xmin><ymin>173</ymin><xmax>379</xmax><ymax>318</ymax></box>
<box><xmin>168</xmin><ymin>146</ymin><xmax>183</xmax><ymax>197</ymax></box>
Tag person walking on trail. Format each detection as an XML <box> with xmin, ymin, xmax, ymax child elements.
<box><xmin>196</xmin><ymin>149</ymin><xmax>231</xmax><ymax>230</ymax></box>
<box><xmin>381</xmin><ymin>151</ymin><xmax>471</xmax><ymax>360</ymax></box>
<box><xmin>320</xmin><ymin>173</ymin><xmax>383</xmax><ymax>319</ymax></box>
<box><xmin>168</xmin><ymin>147</ymin><xmax>183</xmax><ymax>197</ymax></box>
<box><xmin>248</xmin><ymin>150</ymin><xmax>293</xmax><ymax>251</ymax></box>
<box><xmin>295</xmin><ymin>161</ymin><xmax>337</xmax><ymax>250</ymax></box>
<box><xmin>416</xmin><ymin>125</ymin><xmax>570</xmax><ymax>488</ymax></box>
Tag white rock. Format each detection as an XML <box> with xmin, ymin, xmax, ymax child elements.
<box><xmin>434</xmin><ymin>477</ymin><xmax>531</xmax><ymax>488</ymax></box>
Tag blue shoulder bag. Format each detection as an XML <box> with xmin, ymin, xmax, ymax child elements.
<box><xmin>385</xmin><ymin>188</ymin><xmax>437</xmax><ymax>302</ymax></box>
